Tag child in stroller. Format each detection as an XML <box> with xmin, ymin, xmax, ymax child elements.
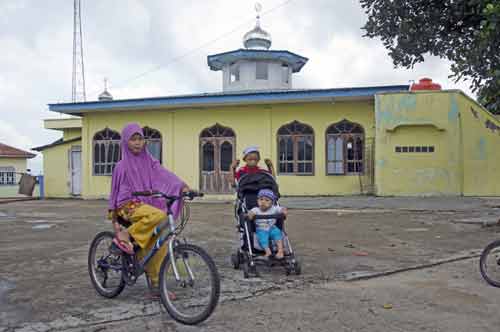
<box><xmin>247</xmin><ymin>189</ymin><xmax>287</xmax><ymax>260</ymax></box>
<box><xmin>231</xmin><ymin>170</ymin><xmax>301</xmax><ymax>278</ymax></box>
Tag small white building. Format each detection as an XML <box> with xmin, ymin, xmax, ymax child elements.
<box><xmin>207</xmin><ymin>16</ymin><xmax>308</xmax><ymax>92</ymax></box>
<box><xmin>0</xmin><ymin>142</ymin><xmax>36</xmax><ymax>197</ymax></box>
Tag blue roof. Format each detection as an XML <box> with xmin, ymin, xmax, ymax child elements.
<box><xmin>207</xmin><ymin>49</ymin><xmax>308</xmax><ymax>72</ymax></box>
<box><xmin>48</xmin><ymin>85</ymin><xmax>410</xmax><ymax>115</ymax></box>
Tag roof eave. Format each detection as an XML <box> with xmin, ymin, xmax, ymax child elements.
<box><xmin>207</xmin><ymin>49</ymin><xmax>309</xmax><ymax>72</ymax></box>
<box><xmin>0</xmin><ymin>153</ymin><xmax>36</xmax><ymax>159</ymax></box>
<box><xmin>32</xmin><ymin>137</ymin><xmax>82</xmax><ymax>152</ymax></box>
<box><xmin>48</xmin><ymin>85</ymin><xmax>410</xmax><ymax>115</ymax></box>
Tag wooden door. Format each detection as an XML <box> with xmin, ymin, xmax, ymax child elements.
<box><xmin>200</xmin><ymin>124</ymin><xmax>235</xmax><ymax>194</ymax></box>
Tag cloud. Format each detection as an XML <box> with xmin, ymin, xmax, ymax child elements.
<box><xmin>0</xmin><ymin>0</ymin><xmax>477</xmax><ymax>176</ymax></box>
<box><xmin>0</xmin><ymin>120</ymin><xmax>33</xmax><ymax>150</ymax></box>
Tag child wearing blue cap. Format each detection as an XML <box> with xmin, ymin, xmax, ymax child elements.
<box><xmin>246</xmin><ymin>189</ymin><xmax>287</xmax><ymax>259</ymax></box>
<box><xmin>230</xmin><ymin>146</ymin><xmax>275</xmax><ymax>185</ymax></box>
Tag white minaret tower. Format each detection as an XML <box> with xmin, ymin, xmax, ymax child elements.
<box><xmin>207</xmin><ymin>3</ymin><xmax>308</xmax><ymax>92</ymax></box>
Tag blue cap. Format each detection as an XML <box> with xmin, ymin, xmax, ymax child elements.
<box><xmin>257</xmin><ymin>189</ymin><xmax>276</xmax><ymax>201</ymax></box>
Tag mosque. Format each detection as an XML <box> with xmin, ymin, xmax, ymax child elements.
<box><xmin>34</xmin><ymin>13</ymin><xmax>500</xmax><ymax>198</ymax></box>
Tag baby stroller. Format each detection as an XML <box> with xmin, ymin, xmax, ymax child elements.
<box><xmin>230</xmin><ymin>172</ymin><xmax>301</xmax><ymax>278</ymax></box>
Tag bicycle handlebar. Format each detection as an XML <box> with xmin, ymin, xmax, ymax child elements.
<box><xmin>132</xmin><ymin>190</ymin><xmax>204</xmax><ymax>200</ymax></box>
<box><xmin>132</xmin><ymin>190</ymin><xmax>158</xmax><ymax>196</ymax></box>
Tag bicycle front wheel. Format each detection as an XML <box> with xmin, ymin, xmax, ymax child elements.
<box><xmin>159</xmin><ymin>243</ymin><xmax>220</xmax><ymax>325</ymax></box>
<box><xmin>480</xmin><ymin>239</ymin><xmax>500</xmax><ymax>288</ymax></box>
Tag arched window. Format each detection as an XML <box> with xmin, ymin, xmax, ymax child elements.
<box><xmin>326</xmin><ymin>120</ymin><xmax>364</xmax><ymax>175</ymax></box>
<box><xmin>93</xmin><ymin>128</ymin><xmax>120</xmax><ymax>175</ymax></box>
<box><xmin>143</xmin><ymin>126</ymin><xmax>162</xmax><ymax>162</ymax></box>
<box><xmin>277</xmin><ymin>121</ymin><xmax>314</xmax><ymax>175</ymax></box>
<box><xmin>200</xmin><ymin>124</ymin><xmax>236</xmax><ymax>138</ymax></box>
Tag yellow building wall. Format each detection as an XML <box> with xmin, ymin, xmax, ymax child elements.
<box><xmin>375</xmin><ymin>92</ymin><xmax>462</xmax><ymax>196</ymax></box>
<box><xmin>375</xmin><ymin>91</ymin><xmax>500</xmax><ymax>197</ymax></box>
<box><xmin>82</xmin><ymin>111</ymin><xmax>174</xmax><ymax>198</ymax></box>
<box><xmin>459</xmin><ymin>94</ymin><xmax>500</xmax><ymax>196</ymax></box>
<box><xmin>42</xmin><ymin>140</ymin><xmax>81</xmax><ymax>198</ymax></box>
<box><xmin>63</xmin><ymin>128</ymin><xmax>82</xmax><ymax>140</ymax></box>
<box><xmin>0</xmin><ymin>158</ymin><xmax>27</xmax><ymax>175</ymax></box>
<box><xmin>81</xmin><ymin>101</ymin><xmax>374</xmax><ymax>198</ymax></box>
<box><xmin>0</xmin><ymin>158</ymin><xmax>27</xmax><ymax>197</ymax></box>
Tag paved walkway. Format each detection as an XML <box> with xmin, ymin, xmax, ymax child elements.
<box><xmin>1</xmin><ymin>198</ymin><xmax>500</xmax><ymax>331</ymax></box>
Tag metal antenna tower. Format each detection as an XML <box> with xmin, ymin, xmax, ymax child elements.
<box><xmin>72</xmin><ymin>0</ymin><xmax>86</xmax><ymax>102</ymax></box>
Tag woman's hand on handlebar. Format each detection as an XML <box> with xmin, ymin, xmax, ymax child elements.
<box><xmin>181</xmin><ymin>186</ymin><xmax>204</xmax><ymax>200</ymax></box>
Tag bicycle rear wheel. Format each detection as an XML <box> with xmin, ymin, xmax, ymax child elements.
<box><xmin>479</xmin><ymin>239</ymin><xmax>500</xmax><ymax>288</ymax></box>
<box><xmin>159</xmin><ymin>243</ymin><xmax>220</xmax><ymax>325</ymax></box>
<box><xmin>88</xmin><ymin>231</ymin><xmax>126</xmax><ymax>298</ymax></box>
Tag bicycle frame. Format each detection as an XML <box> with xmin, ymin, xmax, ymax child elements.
<box><xmin>127</xmin><ymin>195</ymin><xmax>196</xmax><ymax>283</ymax></box>
<box><xmin>138</xmin><ymin>212</ymin><xmax>194</xmax><ymax>282</ymax></box>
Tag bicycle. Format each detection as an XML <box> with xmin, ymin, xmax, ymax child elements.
<box><xmin>479</xmin><ymin>239</ymin><xmax>500</xmax><ymax>288</ymax></box>
<box><xmin>88</xmin><ymin>190</ymin><xmax>220</xmax><ymax>325</ymax></box>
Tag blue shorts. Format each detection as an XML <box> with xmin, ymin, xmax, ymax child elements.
<box><xmin>256</xmin><ymin>226</ymin><xmax>282</xmax><ymax>249</ymax></box>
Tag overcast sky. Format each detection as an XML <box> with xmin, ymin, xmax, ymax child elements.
<box><xmin>0</xmin><ymin>0</ymin><xmax>474</xmax><ymax>174</ymax></box>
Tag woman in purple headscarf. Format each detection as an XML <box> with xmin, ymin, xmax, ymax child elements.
<box><xmin>109</xmin><ymin>123</ymin><xmax>190</xmax><ymax>295</ymax></box>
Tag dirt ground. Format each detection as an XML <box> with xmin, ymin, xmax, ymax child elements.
<box><xmin>1</xmin><ymin>197</ymin><xmax>500</xmax><ymax>331</ymax></box>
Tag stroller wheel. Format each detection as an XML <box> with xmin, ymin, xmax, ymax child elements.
<box><xmin>250</xmin><ymin>264</ymin><xmax>259</xmax><ymax>278</ymax></box>
<box><xmin>242</xmin><ymin>262</ymin><xmax>259</xmax><ymax>278</ymax></box>
<box><xmin>242</xmin><ymin>263</ymin><xmax>250</xmax><ymax>278</ymax></box>
<box><xmin>293</xmin><ymin>260</ymin><xmax>302</xmax><ymax>275</ymax></box>
<box><xmin>231</xmin><ymin>253</ymin><xmax>240</xmax><ymax>270</ymax></box>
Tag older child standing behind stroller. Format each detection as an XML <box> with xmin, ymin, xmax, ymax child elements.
<box><xmin>247</xmin><ymin>189</ymin><xmax>288</xmax><ymax>259</ymax></box>
<box><xmin>230</xmin><ymin>146</ymin><xmax>275</xmax><ymax>186</ymax></box>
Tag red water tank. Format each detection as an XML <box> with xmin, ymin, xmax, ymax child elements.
<box><xmin>410</xmin><ymin>78</ymin><xmax>442</xmax><ymax>91</ymax></box>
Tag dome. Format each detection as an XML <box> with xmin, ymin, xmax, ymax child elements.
<box><xmin>243</xmin><ymin>21</ymin><xmax>272</xmax><ymax>50</ymax></box>
<box><xmin>98</xmin><ymin>78</ymin><xmax>113</xmax><ymax>101</ymax></box>
<box><xmin>98</xmin><ymin>89</ymin><xmax>113</xmax><ymax>101</ymax></box>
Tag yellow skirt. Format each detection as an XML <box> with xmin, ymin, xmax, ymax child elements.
<box><xmin>116</xmin><ymin>201</ymin><xmax>167</xmax><ymax>286</ymax></box>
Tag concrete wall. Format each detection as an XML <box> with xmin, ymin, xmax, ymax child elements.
<box><xmin>459</xmin><ymin>94</ymin><xmax>500</xmax><ymax>196</ymax></box>
<box><xmin>42</xmin><ymin>139</ymin><xmax>81</xmax><ymax>198</ymax></box>
<box><xmin>375</xmin><ymin>92</ymin><xmax>461</xmax><ymax>196</ymax></box>
<box><xmin>375</xmin><ymin>91</ymin><xmax>500</xmax><ymax>197</ymax></box>
<box><xmin>63</xmin><ymin>128</ymin><xmax>82</xmax><ymax>140</ymax></box>
<box><xmin>223</xmin><ymin>60</ymin><xmax>291</xmax><ymax>91</ymax></box>
<box><xmin>80</xmin><ymin>101</ymin><xmax>374</xmax><ymax>198</ymax></box>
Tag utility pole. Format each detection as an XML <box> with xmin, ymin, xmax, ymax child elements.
<box><xmin>72</xmin><ymin>0</ymin><xmax>86</xmax><ymax>102</ymax></box>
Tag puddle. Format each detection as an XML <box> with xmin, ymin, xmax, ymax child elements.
<box><xmin>0</xmin><ymin>210</ymin><xmax>16</xmax><ymax>221</ymax></box>
<box><xmin>406</xmin><ymin>228</ymin><xmax>429</xmax><ymax>232</ymax></box>
<box><xmin>32</xmin><ymin>224</ymin><xmax>55</xmax><ymax>230</ymax></box>
<box><xmin>0</xmin><ymin>279</ymin><xmax>15</xmax><ymax>298</ymax></box>
<box><xmin>24</xmin><ymin>219</ymin><xmax>50</xmax><ymax>224</ymax></box>
<box><xmin>311</xmin><ymin>209</ymin><xmax>389</xmax><ymax>214</ymax></box>
<box><xmin>25</xmin><ymin>219</ymin><xmax>67</xmax><ymax>224</ymax></box>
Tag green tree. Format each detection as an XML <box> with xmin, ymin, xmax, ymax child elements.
<box><xmin>360</xmin><ymin>0</ymin><xmax>500</xmax><ymax>113</ymax></box>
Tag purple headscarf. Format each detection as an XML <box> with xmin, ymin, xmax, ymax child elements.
<box><xmin>108</xmin><ymin>123</ymin><xmax>186</xmax><ymax>218</ymax></box>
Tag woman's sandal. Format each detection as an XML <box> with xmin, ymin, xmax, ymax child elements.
<box><xmin>112</xmin><ymin>237</ymin><xmax>134</xmax><ymax>255</ymax></box>
<box><xmin>146</xmin><ymin>290</ymin><xmax>176</xmax><ymax>301</ymax></box>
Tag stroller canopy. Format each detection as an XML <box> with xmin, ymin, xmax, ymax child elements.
<box><xmin>237</xmin><ymin>172</ymin><xmax>280</xmax><ymax>200</ymax></box>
